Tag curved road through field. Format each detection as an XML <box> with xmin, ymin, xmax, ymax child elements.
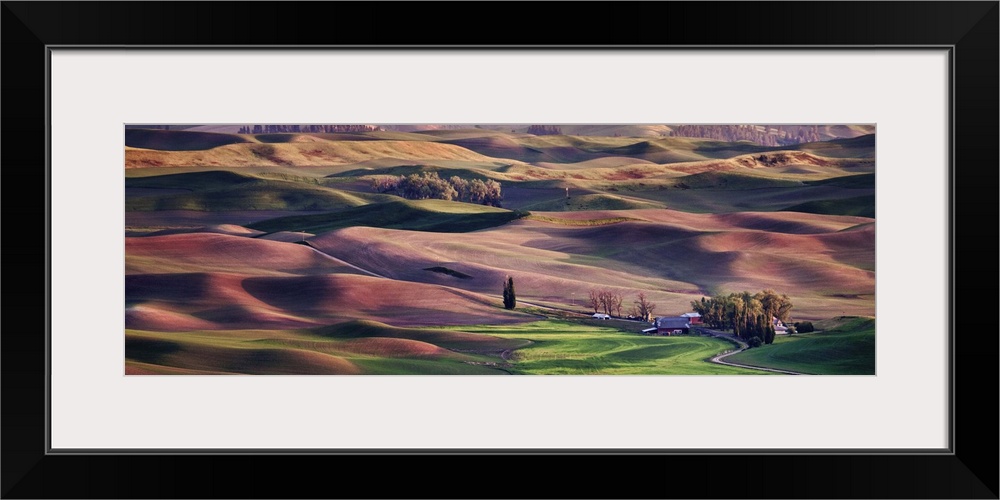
<box><xmin>695</xmin><ymin>327</ymin><xmax>805</xmax><ymax>375</ymax></box>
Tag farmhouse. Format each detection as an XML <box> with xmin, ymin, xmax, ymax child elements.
<box><xmin>680</xmin><ymin>312</ymin><xmax>703</xmax><ymax>324</ymax></box>
<box><xmin>648</xmin><ymin>316</ymin><xmax>691</xmax><ymax>336</ymax></box>
<box><xmin>773</xmin><ymin>316</ymin><xmax>789</xmax><ymax>334</ymax></box>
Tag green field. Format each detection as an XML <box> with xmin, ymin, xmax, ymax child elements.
<box><xmin>795</xmin><ymin>134</ymin><xmax>876</xmax><ymax>158</ymax></box>
<box><xmin>125</xmin><ymin>316</ymin><xmax>879</xmax><ymax>375</ymax></box>
<box><xmin>523</xmin><ymin>193</ymin><xmax>662</xmax><ymax>212</ymax></box>
<box><xmin>125</xmin><ymin>129</ymin><xmax>250</xmax><ymax>151</ymax></box>
<box><xmin>803</xmin><ymin>173</ymin><xmax>875</xmax><ymax>189</ymax></box>
<box><xmin>248</xmin><ymin>199</ymin><xmax>528</xmax><ymax>234</ymax></box>
<box><xmin>125</xmin><ymin>319</ymin><xmax>775</xmax><ymax>375</ymax></box>
<box><xmin>447</xmin><ymin>321</ymin><xmax>765</xmax><ymax>375</ymax></box>
<box><xmin>724</xmin><ymin>317</ymin><xmax>875</xmax><ymax>375</ymax></box>
<box><xmin>673</xmin><ymin>171</ymin><xmax>804</xmax><ymax>190</ymax></box>
<box><xmin>782</xmin><ymin>195</ymin><xmax>876</xmax><ymax>218</ymax></box>
<box><xmin>125</xmin><ymin>171</ymin><xmax>383</xmax><ymax>212</ymax></box>
<box><xmin>125</xmin><ymin>323</ymin><xmax>523</xmax><ymax>375</ymax></box>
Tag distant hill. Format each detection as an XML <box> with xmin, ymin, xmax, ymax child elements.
<box><xmin>145</xmin><ymin>125</ymin><xmax>875</xmax><ymax>145</ymax></box>
<box><xmin>394</xmin><ymin>124</ymin><xmax>874</xmax><ymax>144</ymax></box>
<box><xmin>125</xmin><ymin>136</ymin><xmax>503</xmax><ymax>168</ymax></box>
<box><xmin>125</xmin><ymin>129</ymin><xmax>250</xmax><ymax>151</ymax></box>
<box><xmin>125</xmin><ymin>125</ymin><xmax>201</xmax><ymax>131</ymax></box>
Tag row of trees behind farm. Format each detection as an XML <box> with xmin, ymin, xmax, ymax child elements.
<box><xmin>587</xmin><ymin>289</ymin><xmax>657</xmax><ymax>322</ymax></box>
<box><xmin>690</xmin><ymin>290</ymin><xmax>793</xmax><ymax>345</ymax></box>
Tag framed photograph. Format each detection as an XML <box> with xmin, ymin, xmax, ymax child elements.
<box><xmin>4</xmin><ymin>2</ymin><xmax>996</xmax><ymax>498</ymax></box>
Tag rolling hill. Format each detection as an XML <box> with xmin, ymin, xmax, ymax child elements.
<box><xmin>125</xmin><ymin>134</ymin><xmax>506</xmax><ymax>169</ymax></box>
<box><xmin>125</xmin><ymin>129</ymin><xmax>251</xmax><ymax>151</ymax></box>
<box><xmin>125</xmin><ymin>170</ymin><xmax>377</xmax><ymax>211</ymax></box>
<box><xmin>247</xmin><ymin>199</ymin><xmax>527</xmax><ymax>234</ymax></box>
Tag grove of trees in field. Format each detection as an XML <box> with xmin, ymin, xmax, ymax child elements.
<box><xmin>371</xmin><ymin>172</ymin><xmax>503</xmax><ymax>207</ymax></box>
<box><xmin>690</xmin><ymin>289</ymin><xmax>793</xmax><ymax>345</ymax></box>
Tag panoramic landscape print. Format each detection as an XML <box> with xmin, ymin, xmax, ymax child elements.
<box><xmin>125</xmin><ymin>124</ymin><xmax>875</xmax><ymax>375</ymax></box>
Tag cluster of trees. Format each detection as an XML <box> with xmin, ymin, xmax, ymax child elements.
<box><xmin>502</xmin><ymin>276</ymin><xmax>516</xmax><ymax>310</ymax></box>
<box><xmin>690</xmin><ymin>289</ymin><xmax>793</xmax><ymax>345</ymax></box>
<box><xmin>589</xmin><ymin>289</ymin><xmax>624</xmax><ymax>317</ymax></box>
<box><xmin>668</xmin><ymin>125</ymin><xmax>823</xmax><ymax>146</ymax></box>
<box><xmin>371</xmin><ymin>172</ymin><xmax>503</xmax><ymax>207</ymax></box>
<box><xmin>526</xmin><ymin>125</ymin><xmax>563</xmax><ymax>136</ymax></box>
<box><xmin>587</xmin><ymin>289</ymin><xmax>657</xmax><ymax>322</ymax></box>
<box><xmin>237</xmin><ymin>124</ymin><xmax>383</xmax><ymax>134</ymax></box>
<box><xmin>755</xmin><ymin>154</ymin><xmax>783</xmax><ymax>165</ymax></box>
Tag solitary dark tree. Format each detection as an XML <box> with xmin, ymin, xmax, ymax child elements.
<box><xmin>502</xmin><ymin>276</ymin><xmax>516</xmax><ymax>310</ymax></box>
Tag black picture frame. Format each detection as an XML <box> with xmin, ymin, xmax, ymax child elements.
<box><xmin>3</xmin><ymin>2</ymin><xmax>997</xmax><ymax>498</ymax></box>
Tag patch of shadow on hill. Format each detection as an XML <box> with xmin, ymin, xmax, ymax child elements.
<box><xmin>424</xmin><ymin>266</ymin><xmax>473</xmax><ymax>279</ymax></box>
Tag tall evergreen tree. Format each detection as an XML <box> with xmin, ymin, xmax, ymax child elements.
<box><xmin>502</xmin><ymin>276</ymin><xmax>516</xmax><ymax>310</ymax></box>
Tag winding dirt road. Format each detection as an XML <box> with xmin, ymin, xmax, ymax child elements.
<box><xmin>696</xmin><ymin>327</ymin><xmax>805</xmax><ymax>375</ymax></box>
